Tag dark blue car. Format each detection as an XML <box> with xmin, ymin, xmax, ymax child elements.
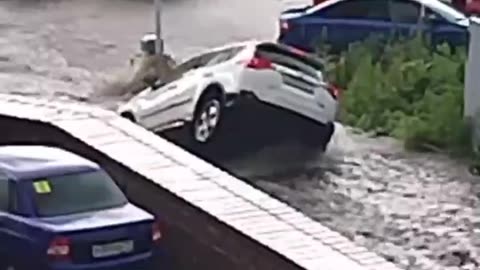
<box><xmin>278</xmin><ymin>0</ymin><xmax>470</xmax><ymax>52</ymax></box>
<box><xmin>0</xmin><ymin>146</ymin><xmax>165</xmax><ymax>270</ymax></box>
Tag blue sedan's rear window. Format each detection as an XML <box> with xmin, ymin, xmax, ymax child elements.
<box><xmin>32</xmin><ymin>170</ymin><xmax>128</xmax><ymax>217</ymax></box>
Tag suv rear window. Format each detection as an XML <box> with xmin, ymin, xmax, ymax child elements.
<box><xmin>256</xmin><ymin>43</ymin><xmax>324</xmax><ymax>79</ymax></box>
<box><xmin>32</xmin><ymin>170</ymin><xmax>128</xmax><ymax>217</ymax></box>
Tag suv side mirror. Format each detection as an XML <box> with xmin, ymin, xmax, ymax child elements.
<box><xmin>142</xmin><ymin>78</ymin><xmax>164</xmax><ymax>90</ymax></box>
<box><xmin>151</xmin><ymin>80</ymin><xmax>164</xmax><ymax>90</ymax></box>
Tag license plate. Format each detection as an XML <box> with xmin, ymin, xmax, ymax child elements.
<box><xmin>92</xmin><ymin>240</ymin><xmax>134</xmax><ymax>258</ymax></box>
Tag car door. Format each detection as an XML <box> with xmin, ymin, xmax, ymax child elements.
<box><xmin>137</xmin><ymin>82</ymin><xmax>193</xmax><ymax>130</ymax></box>
<box><xmin>200</xmin><ymin>46</ymin><xmax>246</xmax><ymax>95</ymax></box>
<box><xmin>136</xmin><ymin>54</ymin><xmax>208</xmax><ymax>130</ymax></box>
<box><xmin>0</xmin><ymin>179</ymin><xmax>29</xmax><ymax>261</ymax></box>
<box><xmin>0</xmin><ymin>177</ymin><xmax>9</xmax><ymax>258</ymax></box>
<box><xmin>388</xmin><ymin>0</ymin><xmax>425</xmax><ymax>40</ymax></box>
<box><xmin>302</xmin><ymin>0</ymin><xmax>394</xmax><ymax>51</ymax></box>
<box><xmin>422</xmin><ymin>6</ymin><xmax>469</xmax><ymax>48</ymax></box>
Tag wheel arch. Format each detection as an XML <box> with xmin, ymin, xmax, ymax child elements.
<box><xmin>189</xmin><ymin>82</ymin><xmax>226</xmax><ymax>144</ymax></box>
<box><xmin>193</xmin><ymin>82</ymin><xmax>226</xmax><ymax>113</ymax></box>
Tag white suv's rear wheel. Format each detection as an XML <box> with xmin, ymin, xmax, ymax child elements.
<box><xmin>301</xmin><ymin>121</ymin><xmax>335</xmax><ymax>152</ymax></box>
<box><xmin>192</xmin><ymin>92</ymin><xmax>223</xmax><ymax>144</ymax></box>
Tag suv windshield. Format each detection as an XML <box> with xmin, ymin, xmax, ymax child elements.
<box><xmin>32</xmin><ymin>170</ymin><xmax>128</xmax><ymax>217</ymax></box>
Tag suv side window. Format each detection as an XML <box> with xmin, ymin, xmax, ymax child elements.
<box><xmin>175</xmin><ymin>55</ymin><xmax>204</xmax><ymax>73</ymax></box>
<box><xmin>320</xmin><ymin>0</ymin><xmax>391</xmax><ymax>21</ymax></box>
<box><xmin>161</xmin><ymin>54</ymin><xmax>205</xmax><ymax>85</ymax></box>
<box><xmin>0</xmin><ymin>177</ymin><xmax>9</xmax><ymax>211</ymax></box>
<box><xmin>205</xmin><ymin>47</ymin><xmax>244</xmax><ymax>67</ymax></box>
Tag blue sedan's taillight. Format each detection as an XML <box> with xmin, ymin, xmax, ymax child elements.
<box><xmin>280</xmin><ymin>20</ymin><xmax>290</xmax><ymax>34</ymax></box>
<box><xmin>47</xmin><ymin>236</ymin><xmax>71</xmax><ymax>262</ymax></box>
<box><xmin>151</xmin><ymin>221</ymin><xmax>164</xmax><ymax>243</ymax></box>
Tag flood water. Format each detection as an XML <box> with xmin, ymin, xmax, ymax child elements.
<box><xmin>0</xmin><ymin>0</ymin><xmax>479</xmax><ymax>269</ymax></box>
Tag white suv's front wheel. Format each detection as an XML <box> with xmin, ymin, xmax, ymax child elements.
<box><xmin>191</xmin><ymin>92</ymin><xmax>223</xmax><ymax>144</ymax></box>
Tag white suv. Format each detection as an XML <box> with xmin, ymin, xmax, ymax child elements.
<box><xmin>117</xmin><ymin>40</ymin><xmax>339</xmax><ymax>149</ymax></box>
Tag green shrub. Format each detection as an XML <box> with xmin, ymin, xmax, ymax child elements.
<box><xmin>322</xmin><ymin>36</ymin><xmax>471</xmax><ymax>155</ymax></box>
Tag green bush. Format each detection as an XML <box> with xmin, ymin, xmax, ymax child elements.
<box><xmin>321</xmin><ymin>36</ymin><xmax>472</xmax><ymax>155</ymax></box>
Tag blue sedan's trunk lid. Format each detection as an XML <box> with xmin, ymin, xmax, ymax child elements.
<box><xmin>38</xmin><ymin>203</ymin><xmax>155</xmax><ymax>264</ymax></box>
<box><xmin>38</xmin><ymin>203</ymin><xmax>153</xmax><ymax>232</ymax></box>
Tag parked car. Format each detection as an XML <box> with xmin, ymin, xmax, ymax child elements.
<box><xmin>0</xmin><ymin>145</ymin><xmax>165</xmax><ymax>270</ymax></box>
<box><xmin>452</xmin><ymin>0</ymin><xmax>480</xmax><ymax>15</ymax></box>
<box><xmin>118</xmin><ymin>40</ymin><xmax>339</xmax><ymax>150</ymax></box>
<box><xmin>278</xmin><ymin>0</ymin><xmax>469</xmax><ymax>52</ymax></box>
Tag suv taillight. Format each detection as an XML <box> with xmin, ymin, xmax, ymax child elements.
<box><xmin>47</xmin><ymin>236</ymin><xmax>71</xmax><ymax>261</ymax></box>
<box><xmin>327</xmin><ymin>83</ymin><xmax>341</xmax><ymax>99</ymax></box>
<box><xmin>246</xmin><ymin>56</ymin><xmax>272</xmax><ymax>70</ymax></box>
<box><xmin>152</xmin><ymin>221</ymin><xmax>163</xmax><ymax>243</ymax></box>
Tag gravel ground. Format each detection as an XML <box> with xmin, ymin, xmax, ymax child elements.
<box><xmin>254</xmin><ymin>133</ymin><xmax>480</xmax><ymax>270</ymax></box>
<box><xmin>0</xmin><ymin>1</ymin><xmax>478</xmax><ymax>269</ymax></box>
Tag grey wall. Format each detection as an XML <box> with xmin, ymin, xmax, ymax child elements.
<box><xmin>0</xmin><ymin>115</ymin><xmax>302</xmax><ymax>270</ymax></box>
<box><xmin>465</xmin><ymin>18</ymin><xmax>480</xmax><ymax>151</ymax></box>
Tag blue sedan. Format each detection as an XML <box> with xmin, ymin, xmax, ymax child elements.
<box><xmin>0</xmin><ymin>146</ymin><xmax>165</xmax><ymax>270</ymax></box>
<box><xmin>278</xmin><ymin>0</ymin><xmax>470</xmax><ymax>52</ymax></box>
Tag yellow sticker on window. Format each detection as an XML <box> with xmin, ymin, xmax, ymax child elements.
<box><xmin>33</xmin><ymin>180</ymin><xmax>52</xmax><ymax>194</ymax></box>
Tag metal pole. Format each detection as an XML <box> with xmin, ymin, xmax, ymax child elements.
<box><xmin>154</xmin><ymin>0</ymin><xmax>164</xmax><ymax>55</ymax></box>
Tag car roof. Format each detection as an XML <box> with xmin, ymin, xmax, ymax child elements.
<box><xmin>0</xmin><ymin>145</ymin><xmax>100</xmax><ymax>181</ymax></box>
<box><xmin>286</xmin><ymin>0</ymin><xmax>467</xmax><ymax>23</ymax></box>
<box><xmin>180</xmin><ymin>39</ymin><xmax>265</xmax><ymax>61</ymax></box>
<box><xmin>174</xmin><ymin>39</ymin><xmax>325</xmax><ymax>72</ymax></box>
<box><xmin>179</xmin><ymin>39</ymin><xmax>320</xmax><ymax>63</ymax></box>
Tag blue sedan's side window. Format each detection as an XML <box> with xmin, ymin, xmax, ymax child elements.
<box><xmin>318</xmin><ymin>0</ymin><xmax>391</xmax><ymax>21</ymax></box>
<box><xmin>0</xmin><ymin>178</ymin><xmax>8</xmax><ymax>212</ymax></box>
<box><xmin>389</xmin><ymin>0</ymin><xmax>421</xmax><ymax>24</ymax></box>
